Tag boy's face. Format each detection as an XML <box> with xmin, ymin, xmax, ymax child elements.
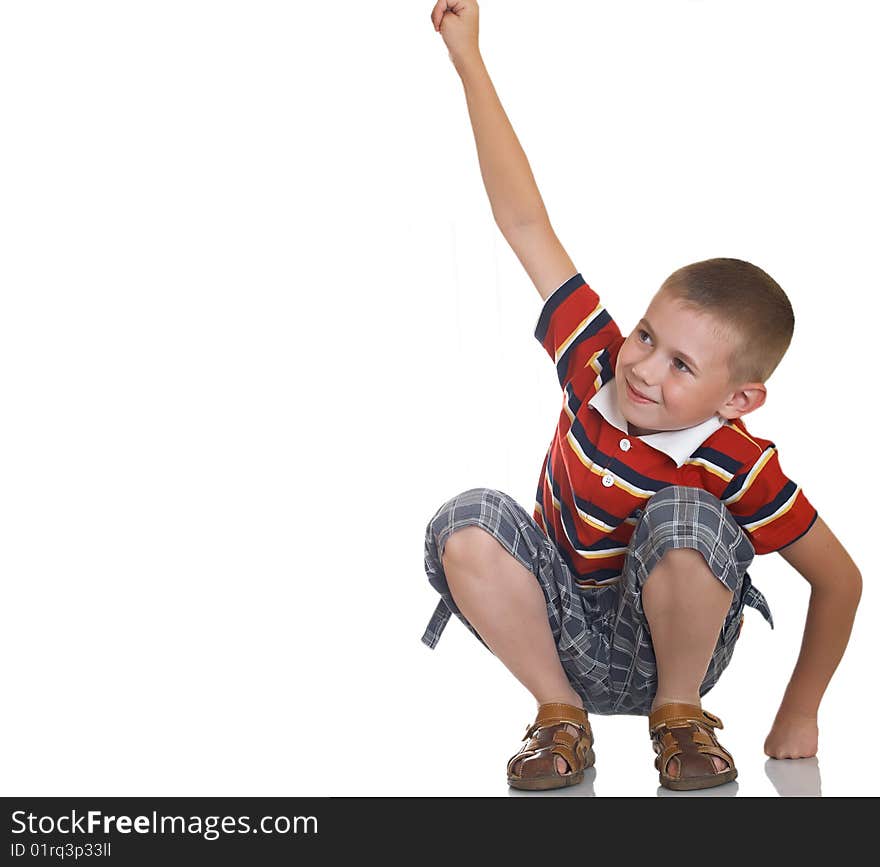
<box><xmin>614</xmin><ymin>288</ymin><xmax>766</xmax><ymax>436</ymax></box>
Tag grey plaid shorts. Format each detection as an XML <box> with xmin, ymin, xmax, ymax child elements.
<box><xmin>421</xmin><ymin>485</ymin><xmax>773</xmax><ymax>716</ymax></box>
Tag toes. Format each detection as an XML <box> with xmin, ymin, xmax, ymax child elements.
<box><xmin>712</xmin><ymin>756</ymin><xmax>729</xmax><ymax>773</ymax></box>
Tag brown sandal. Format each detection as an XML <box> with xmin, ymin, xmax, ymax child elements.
<box><xmin>507</xmin><ymin>702</ymin><xmax>595</xmax><ymax>790</ymax></box>
<box><xmin>648</xmin><ymin>702</ymin><xmax>738</xmax><ymax>791</ymax></box>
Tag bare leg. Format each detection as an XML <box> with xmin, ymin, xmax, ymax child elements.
<box><xmin>642</xmin><ymin>546</ymin><xmax>733</xmax><ymax>775</ymax></box>
<box><xmin>442</xmin><ymin>526</ymin><xmax>583</xmax><ymax>774</ymax></box>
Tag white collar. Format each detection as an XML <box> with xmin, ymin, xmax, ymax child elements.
<box><xmin>588</xmin><ymin>378</ymin><xmax>725</xmax><ymax>468</ymax></box>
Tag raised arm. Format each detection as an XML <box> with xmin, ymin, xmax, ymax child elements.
<box><xmin>432</xmin><ymin>1</ymin><xmax>577</xmax><ymax>301</ymax></box>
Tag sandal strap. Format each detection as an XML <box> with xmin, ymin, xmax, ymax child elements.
<box><xmin>656</xmin><ymin>738</ymin><xmax>732</xmax><ymax>773</ymax></box>
<box><xmin>550</xmin><ymin>732</ymin><xmax>578</xmax><ymax>769</ymax></box>
<box><xmin>522</xmin><ymin>702</ymin><xmax>590</xmax><ymax>741</ymax></box>
<box><xmin>648</xmin><ymin>702</ymin><xmax>723</xmax><ymax>735</ymax></box>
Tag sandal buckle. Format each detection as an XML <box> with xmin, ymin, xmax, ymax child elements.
<box><xmin>701</xmin><ymin>711</ymin><xmax>723</xmax><ymax>729</ymax></box>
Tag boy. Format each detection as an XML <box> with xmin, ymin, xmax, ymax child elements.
<box><xmin>423</xmin><ymin>0</ymin><xmax>862</xmax><ymax>791</ymax></box>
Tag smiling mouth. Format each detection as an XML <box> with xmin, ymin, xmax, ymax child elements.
<box><xmin>626</xmin><ymin>379</ymin><xmax>656</xmax><ymax>403</ymax></box>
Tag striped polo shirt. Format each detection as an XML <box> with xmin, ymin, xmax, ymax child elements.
<box><xmin>534</xmin><ymin>272</ymin><xmax>818</xmax><ymax>591</ymax></box>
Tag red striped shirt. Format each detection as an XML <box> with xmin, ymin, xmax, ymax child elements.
<box><xmin>534</xmin><ymin>273</ymin><xmax>818</xmax><ymax>590</ymax></box>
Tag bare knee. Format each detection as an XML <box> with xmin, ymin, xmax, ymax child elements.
<box><xmin>643</xmin><ymin>546</ymin><xmax>731</xmax><ymax>603</ymax></box>
<box><xmin>441</xmin><ymin>526</ymin><xmax>504</xmax><ymax>575</ymax></box>
<box><xmin>643</xmin><ymin>547</ymin><xmax>711</xmax><ymax>595</ymax></box>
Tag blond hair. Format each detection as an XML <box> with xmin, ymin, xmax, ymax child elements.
<box><xmin>659</xmin><ymin>257</ymin><xmax>794</xmax><ymax>386</ymax></box>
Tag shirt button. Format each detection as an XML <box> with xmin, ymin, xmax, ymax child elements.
<box><xmin>620</xmin><ymin>438</ymin><xmax>631</xmax><ymax>451</ymax></box>
<box><xmin>602</xmin><ymin>474</ymin><xmax>614</xmax><ymax>487</ymax></box>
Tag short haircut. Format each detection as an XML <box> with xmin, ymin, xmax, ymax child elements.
<box><xmin>658</xmin><ymin>257</ymin><xmax>794</xmax><ymax>386</ymax></box>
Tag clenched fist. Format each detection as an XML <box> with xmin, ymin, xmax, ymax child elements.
<box><xmin>764</xmin><ymin>708</ymin><xmax>819</xmax><ymax>760</ymax></box>
<box><xmin>430</xmin><ymin>0</ymin><xmax>481</xmax><ymax>68</ymax></box>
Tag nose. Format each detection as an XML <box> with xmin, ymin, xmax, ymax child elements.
<box><xmin>631</xmin><ymin>357</ymin><xmax>661</xmax><ymax>387</ymax></box>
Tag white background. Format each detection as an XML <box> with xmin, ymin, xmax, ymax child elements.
<box><xmin>1</xmin><ymin>0</ymin><xmax>876</xmax><ymax>796</ymax></box>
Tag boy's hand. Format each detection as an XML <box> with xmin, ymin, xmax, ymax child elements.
<box><xmin>764</xmin><ymin>708</ymin><xmax>819</xmax><ymax>759</ymax></box>
<box><xmin>430</xmin><ymin>0</ymin><xmax>480</xmax><ymax>68</ymax></box>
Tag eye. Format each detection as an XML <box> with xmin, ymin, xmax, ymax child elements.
<box><xmin>637</xmin><ymin>329</ymin><xmax>651</xmax><ymax>343</ymax></box>
<box><xmin>674</xmin><ymin>358</ymin><xmax>691</xmax><ymax>373</ymax></box>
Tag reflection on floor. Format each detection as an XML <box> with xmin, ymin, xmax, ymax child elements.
<box><xmin>505</xmin><ymin>758</ymin><xmax>822</xmax><ymax>797</ymax></box>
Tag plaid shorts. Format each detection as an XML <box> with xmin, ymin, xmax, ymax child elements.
<box><xmin>421</xmin><ymin>485</ymin><xmax>773</xmax><ymax>716</ymax></box>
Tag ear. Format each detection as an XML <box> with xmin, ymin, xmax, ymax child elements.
<box><xmin>717</xmin><ymin>382</ymin><xmax>767</xmax><ymax>420</ymax></box>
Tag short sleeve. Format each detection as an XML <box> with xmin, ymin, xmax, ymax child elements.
<box><xmin>721</xmin><ymin>443</ymin><xmax>819</xmax><ymax>554</ymax></box>
<box><xmin>534</xmin><ymin>272</ymin><xmax>623</xmax><ymax>393</ymax></box>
